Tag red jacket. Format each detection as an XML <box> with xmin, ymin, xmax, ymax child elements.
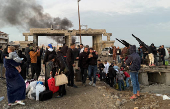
<box><xmin>124</xmin><ymin>72</ymin><xmax>130</xmax><ymax>78</ymax></box>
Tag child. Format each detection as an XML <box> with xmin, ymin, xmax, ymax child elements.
<box><xmin>5</xmin><ymin>46</ymin><xmax>22</xmax><ymax>73</ymax></box>
<box><xmin>116</xmin><ymin>69</ymin><xmax>125</xmax><ymax>91</ymax></box>
<box><xmin>123</xmin><ymin>71</ymin><xmax>130</xmax><ymax>88</ymax></box>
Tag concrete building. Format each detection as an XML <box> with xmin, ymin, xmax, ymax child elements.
<box><xmin>0</xmin><ymin>31</ymin><xmax>9</xmax><ymax>49</ymax></box>
<box><xmin>23</xmin><ymin>28</ymin><xmax>114</xmax><ymax>53</ymax></box>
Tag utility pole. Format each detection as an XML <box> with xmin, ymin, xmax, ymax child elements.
<box><xmin>78</xmin><ymin>0</ymin><xmax>82</xmax><ymax>44</ymax></box>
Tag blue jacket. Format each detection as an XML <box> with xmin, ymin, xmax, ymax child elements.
<box><xmin>126</xmin><ymin>45</ymin><xmax>141</xmax><ymax>72</ymax></box>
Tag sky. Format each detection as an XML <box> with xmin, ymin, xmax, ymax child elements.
<box><xmin>1</xmin><ymin>0</ymin><xmax>170</xmax><ymax>47</ymax></box>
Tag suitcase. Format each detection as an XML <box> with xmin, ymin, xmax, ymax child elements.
<box><xmin>39</xmin><ymin>90</ymin><xmax>53</xmax><ymax>101</ymax></box>
<box><xmin>75</xmin><ymin>69</ymin><xmax>82</xmax><ymax>82</ymax></box>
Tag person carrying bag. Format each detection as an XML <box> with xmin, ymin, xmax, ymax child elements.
<box><xmin>55</xmin><ymin>69</ymin><xmax>68</xmax><ymax>87</ymax></box>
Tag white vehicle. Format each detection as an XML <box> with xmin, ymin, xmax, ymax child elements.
<box><xmin>101</xmin><ymin>47</ymin><xmax>113</xmax><ymax>56</ymax></box>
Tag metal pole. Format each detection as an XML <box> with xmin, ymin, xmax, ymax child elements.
<box><xmin>78</xmin><ymin>0</ymin><xmax>82</xmax><ymax>44</ymax></box>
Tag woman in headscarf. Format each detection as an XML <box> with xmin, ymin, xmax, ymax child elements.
<box><xmin>4</xmin><ymin>46</ymin><xmax>26</xmax><ymax>106</ymax></box>
<box><xmin>18</xmin><ymin>50</ymin><xmax>27</xmax><ymax>80</ymax></box>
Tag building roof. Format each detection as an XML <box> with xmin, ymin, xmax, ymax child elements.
<box><xmin>0</xmin><ymin>31</ymin><xmax>8</xmax><ymax>35</ymax></box>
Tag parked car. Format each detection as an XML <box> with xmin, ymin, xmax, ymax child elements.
<box><xmin>101</xmin><ymin>47</ymin><xmax>113</xmax><ymax>56</ymax></box>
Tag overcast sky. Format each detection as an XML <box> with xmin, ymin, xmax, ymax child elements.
<box><xmin>1</xmin><ymin>0</ymin><xmax>170</xmax><ymax>47</ymax></box>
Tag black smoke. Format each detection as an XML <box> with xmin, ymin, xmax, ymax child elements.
<box><xmin>0</xmin><ymin>0</ymin><xmax>75</xmax><ymax>44</ymax></box>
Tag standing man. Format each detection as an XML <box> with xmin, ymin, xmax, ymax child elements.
<box><xmin>157</xmin><ymin>46</ymin><xmax>162</xmax><ymax>62</ymax></box>
<box><xmin>151</xmin><ymin>44</ymin><xmax>158</xmax><ymax>66</ymax></box>
<box><xmin>0</xmin><ymin>46</ymin><xmax>3</xmax><ymax>79</ymax></box>
<box><xmin>78</xmin><ymin>47</ymin><xmax>89</xmax><ymax>86</ymax></box>
<box><xmin>72</xmin><ymin>46</ymin><xmax>79</xmax><ymax>70</ymax></box>
<box><xmin>116</xmin><ymin>46</ymin><xmax>121</xmax><ymax>63</ymax></box>
<box><xmin>88</xmin><ymin>48</ymin><xmax>98</xmax><ymax>87</ymax></box>
<box><xmin>103</xmin><ymin>60</ymin><xmax>110</xmax><ymax>81</ymax></box>
<box><xmin>79</xmin><ymin>44</ymin><xmax>84</xmax><ymax>53</ymax></box>
<box><xmin>60</xmin><ymin>43</ymin><xmax>68</xmax><ymax>61</ymax></box>
<box><xmin>148</xmin><ymin>44</ymin><xmax>154</xmax><ymax>66</ymax></box>
<box><xmin>161</xmin><ymin>45</ymin><xmax>166</xmax><ymax>65</ymax></box>
<box><xmin>25</xmin><ymin>44</ymin><xmax>30</xmax><ymax>77</ymax></box>
<box><xmin>126</xmin><ymin>45</ymin><xmax>141</xmax><ymax>99</ymax></box>
<box><xmin>43</xmin><ymin>44</ymin><xmax>56</xmax><ymax>66</ymax></box>
<box><xmin>66</xmin><ymin>43</ymin><xmax>77</xmax><ymax>88</ymax></box>
<box><xmin>29</xmin><ymin>46</ymin><xmax>40</xmax><ymax>79</ymax></box>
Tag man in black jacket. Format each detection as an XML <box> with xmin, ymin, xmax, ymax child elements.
<box><xmin>161</xmin><ymin>45</ymin><xmax>166</xmax><ymax>65</ymax></box>
<box><xmin>66</xmin><ymin>43</ymin><xmax>77</xmax><ymax>88</ymax></box>
<box><xmin>88</xmin><ymin>48</ymin><xmax>98</xmax><ymax>87</ymax></box>
<box><xmin>43</xmin><ymin>44</ymin><xmax>56</xmax><ymax>65</ymax></box>
<box><xmin>148</xmin><ymin>44</ymin><xmax>154</xmax><ymax>66</ymax></box>
<box><xmin>151</xmin><ymin>44</ymin><xmax>158</xmax><ymax>66</ymax></box>
<box><xmin>61</xmin><ymin>43</ymin><xmax>68</xmax><ymax>61</ymax></box>
<box><xmin>78</xmin><ymin>47</ymin><xmax>89</xmax><ymax>86</ymax></box>
<box><xmin>73</xmin><ymin>47</ymin><xmax>79</xmax><ymax>70</ymax></box>
<box><xmin>108</xmin><ymin>63</ymin><xmax>116</xmax><ymax>87</ymax></box>
<box><xmin>25</xmin><ymin>44</ymin><xmax>30</xmax><ymax>76</ymax></box>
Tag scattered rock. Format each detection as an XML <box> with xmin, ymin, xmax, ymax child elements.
<box><xmin>121</xmin><ymin>99</ymin><xmax>127</xmax><ymax>104</ymax></box>
<box><xmin>113</xmin><ymin>95</ymin><xmax>119</xmax><ymax>99</ymax></box>
<box><xmin>98</xmin><ymin>87</ymin><xmax>102</xmax><ymax>90</ymax></box>
<box><xmin>115</xmin><ymin>99</ymin><xmax>121</xmax><ymax>106</ymax></box>
<box><xmin>134</xmin><ymin>107</ymin><xmax>139</xmax><ymax>109</ymax></box>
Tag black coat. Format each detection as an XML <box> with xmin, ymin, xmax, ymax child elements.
<box><xmin>108</xmin><ymin>65</ymin><xmax>116</xmax><ymax>78</ymax></box>
<box><xmin>25</xmin><ymin>47</ymin><xmax>31</xmax><ymax>63</ymax></box>
<box><xmin>61</xmin><ymin>45</ymin><xmax>68</xmax><ymax>56</ymax></box>
<box><xmin>66</xmin><ymin>48</ymin><xmax>74</xmax><ymax>66</ymax></box>
<box><xmin>152</xmin><ymin>46</ymin><xmax>157</xmax><ymax>55</ymax></box>
<box><xmin>148</xmin><ymin>46</ymin><xmax>153</xmax><ymax>54</ymax></box>
<box><xmin>161</xmin><ymin>48</ymin><xmax>166</xmax><ymax>56</ymax></box>
<box><xmin>72</xmin><ymin>48</ymin><xmax>79</xmax><ymax>61</ymax></box>
<box><xmin>88</xmin><ymin>52</ymin><xmax>98</xmax><ymax>65</ymax></box>
<box><xmin>43</xmin><ymin>48</ymin><xmax>56</xmax><ymax>64</ymax></box>
<box><xmin>78</xmin><ymin>52</ymin><xmax>89</xmax><ymax>69</ymax></box>
<box><xmin>98</xmin><ymin>63</ymin><xmax>105</xmax><ymax>72</ymax></box>
<box><xmin>56</xmin><ymin>51</ymin><xmax>66</xmax><ymax>71</ymax></box>
<box><xmin>126</xmin><ymin>45</ymin><xmax>141</xmax><ymax>72</ymax></box>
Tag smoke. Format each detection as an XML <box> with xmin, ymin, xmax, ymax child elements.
<box><xmin>0</xmin><ymin>0</ymin><xmax>76</xmax><ymax>44</ymax></box>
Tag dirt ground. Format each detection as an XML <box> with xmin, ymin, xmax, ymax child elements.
<box><xmin>1</xmin><ymin>78</ymin><xmax>170</xmax><ymax>109</ymax></box>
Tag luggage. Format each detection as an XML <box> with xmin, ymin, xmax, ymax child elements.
<box><xmin>36</xmin><ymin>84</ymin><xmax>46</xmax><ymax>101</ymax></box>
<box><xmin>55</xmin><ymin>74</ymin><xmax>68</xmax><ymax>86</ymax></box>
<box><xmin>165</xmin><ymin>60</ymin><xmax>169</xmax><ymax>66</ymax></box>
<box><xmin>48</xmin><ymin>77</ymin><xmax>59</xmax><ymax>93</ymax></box>
<box><xmin>75</xmin><ymin>69</ymin><xmax>82</xmax><ymax>82</ymax></box>
<box><xmin>39</xmin><ymin>90</ymin><xmax>53</xmax><ymax>101</ymax></box>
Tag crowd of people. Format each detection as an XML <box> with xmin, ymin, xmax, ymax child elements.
<box><xmin>111</xmin><ymin>44</ymin><xmax>166</xmax><ymax>66</ymax></box>
<box><xmin>1</xmin><ymin>41</ymin><xmax>166</xmax><ymax>106</ymax></box>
